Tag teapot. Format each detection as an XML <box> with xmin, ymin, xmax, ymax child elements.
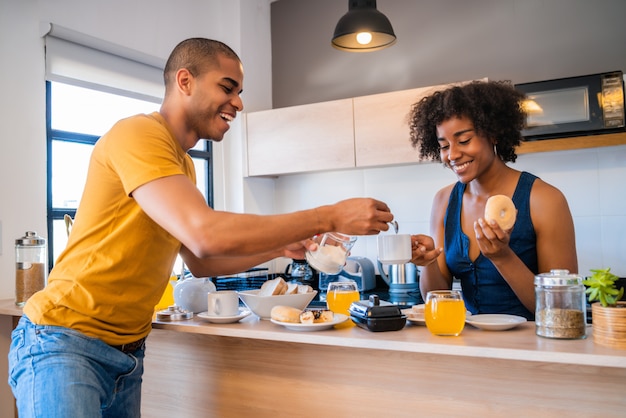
<box><xmin>173</xmin><ymin>276</ymin><xmax>216</xmax><ymax>313</ymax></box>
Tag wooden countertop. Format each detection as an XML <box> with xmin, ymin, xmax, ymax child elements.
<box><xmin>2</xmin><ymin>299</ymin><xmax>624</xmax><ymax>369</ymax></box>
<box><xmin>4</xmin><ymin>299</ymin><xmax>626</xmax><ymax>416</ymax></box>
<box><xmin>152</xmin><ymin>310</ymin><xmax>626</xmax><ymax>369</ymax></box>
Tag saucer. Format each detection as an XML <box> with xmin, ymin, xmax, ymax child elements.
<box><xmin>197</xmin><ymin>308</ymin><xmax>251</xmax><ymax>324</ymax></box>
<box><xmin>402</xmin><ymin>306</ymin><xmax>472</xmax><ymax>326</ymax></box>
<box><xmin>465</xmin><ymin>314</ymin><xmax>527</xmax><ymax>331</ymax></box>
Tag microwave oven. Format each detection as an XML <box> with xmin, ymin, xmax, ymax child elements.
<box><xmin>515</xmin><ymin>71</ymin><xmax>625</xmax><ymax>141</ymax></box>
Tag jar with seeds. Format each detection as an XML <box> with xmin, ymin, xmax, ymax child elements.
<box><xmin>534</xmin><ymin>269</ymin><xmax>586</xmax><ymax>339</ymax></box>
<box><xmin>15</xmin><ymin>231</ymin><xmax>47</xmax><ymax>307</ymax></box>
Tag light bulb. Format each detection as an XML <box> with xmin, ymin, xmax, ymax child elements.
<box><xmin>356</xmin><ymin>32</ymin><xmax>372</xmax><ymax>45</ymax></box>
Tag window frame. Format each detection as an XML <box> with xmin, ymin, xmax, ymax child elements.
<box><xmin>46</xmin><ymin>81</ymin><xmax>213</xmax><ymax>268</ymax></box>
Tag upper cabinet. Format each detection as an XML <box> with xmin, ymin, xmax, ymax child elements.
<box><xmin>353</xmin><ymin>83</ymin><xmax>454</xmax><ymax>168</ymax></box>
<box><xmin>245</xmin><ymin>81</ymin><xmax>626</xmax><ymax>177</ymax></box>
<box><xmin>244</xmin><ymin>83</ymin><xmax>454</xmax><ymax>177</ymax></box>
<box><xmin>245</xmin><ymin>99</ymin><xmax>354</xmax><ymax>177</ymax></box>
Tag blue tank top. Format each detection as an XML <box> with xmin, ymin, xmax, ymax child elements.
<box><xmin>444</xmin><ymin>171</ymin><xmax>538</xmax><ymax>320</ymax></box>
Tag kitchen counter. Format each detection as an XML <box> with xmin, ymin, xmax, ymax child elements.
<box><xmin>2</xmin><ymin>299</ymin><xmax>625</xmax><ymax>417</ymax></box>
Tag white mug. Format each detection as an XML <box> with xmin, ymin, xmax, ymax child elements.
<box><xmin>207</xmin><ymin>291</ymin><xmax>240</xmax><ymax>317</ymax></box>
<box><xmin>377</xmin><ymin>234</ymin><xmax>412</xmax><ymax>264</ymax></box>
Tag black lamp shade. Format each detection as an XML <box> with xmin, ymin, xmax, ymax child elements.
<box><xmin>332</xmin><ymin>0</ymin><xmax>397</xmax><ymax>52</ymax></box>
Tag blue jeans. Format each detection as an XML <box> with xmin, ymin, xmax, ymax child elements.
<box><xmin>8</xmin><ymin>316</ymin><xmax>145</xmax><ymax>418</ymax></box>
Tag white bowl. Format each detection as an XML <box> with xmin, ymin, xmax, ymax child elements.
<box><xmin>237</xmin><ymin>289</ymin><xmax>317</xmax><ymax>320</ymax></box>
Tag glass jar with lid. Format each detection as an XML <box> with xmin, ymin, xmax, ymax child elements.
<box><xmin>534</xmin><ymin>269</ymin><xmax>586</xmax><ymax>339</ymax></box>
<box><xmin>15</xmin><ymin>231</ymin><xmax>48</xmax><ymax>307</ymax></box>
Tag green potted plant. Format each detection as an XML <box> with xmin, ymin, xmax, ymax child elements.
<box><xmin>583</xmin><ymin>268</ymin><xmax>626</xmax><ymax>349</ymax></box>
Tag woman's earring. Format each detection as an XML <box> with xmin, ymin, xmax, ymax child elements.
<box><xmin>493</xmin><ymin>143</ymin><xmax>498</xmax><ymax>156</ymax></box>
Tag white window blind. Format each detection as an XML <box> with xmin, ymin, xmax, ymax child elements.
<box><xmin>41</xmin><ymin>22</ymin><xmax>165</xmax><ymax>103</ymax></box>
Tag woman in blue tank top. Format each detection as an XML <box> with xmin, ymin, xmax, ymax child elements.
<box><xmin>406</xmin><ymin>81</ymin><xmax>578</xmax><ymax>320</ymax></box>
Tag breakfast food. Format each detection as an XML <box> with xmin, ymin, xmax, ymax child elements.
<box><xmin>299</xmin><ymin>309</ymin><xmax>334</xmax><ymax>324</ymax></box>
<box><xmin>257</xmin><ymin>277</ymin><xmax>314</xmax><ymax>296</ymax></box>
<box><xmin>271</xmin><ymin>306</ymin><xmax>334</xmax><ymax>324</ymax></box>
<box><xmin>297</xmin><ymin>284</ymin><xmax>314</xmax><ymax>294</ymax></box>
<box><xmin>484</xmin><ymin>194</ymin><xmax>517</xmax><ymax>230</ymax></box>
<box><xmin>411</xmin><ymin>304</ymin><xmax>425</xmax><ymax>313</ymax></box>
<box><xmin>270</xmin><ymin>305</ymin><xmax>302</xmax><ymax>323</ymax></box>
<box><xmin>285</xmin><ymin>282</ymin><xmax>299</xmax><ymax>295</ymax></box>
<box><xmin>258</xmin><ymin>277</ymin><xmax>288</xmax><ymax>296</ymax></box>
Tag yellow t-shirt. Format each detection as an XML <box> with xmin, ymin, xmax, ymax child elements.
<box><xmin>24</xmin><ymin>112</ymin><xmax>196</xmax><ymax>345</ymax></box>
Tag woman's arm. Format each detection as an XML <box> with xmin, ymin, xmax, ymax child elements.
<box><xmin>476</xmin><ymin>179</ymin><xmax>578</xmax><ymax>312</ymax></box>
<box><xmin>417</xmin><ymin>186</ymin><xmax>453</xmax><ymax>295</ymax></box>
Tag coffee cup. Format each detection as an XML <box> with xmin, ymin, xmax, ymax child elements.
<box><xmin>207</xmin><ymin>290</ymin><xmax>240</xmax><ymax>317</ymax></box>
<box><xmin>377</xmin><ymin>234</ymin><xmax>412</xmax><ymax>264</ymax></box>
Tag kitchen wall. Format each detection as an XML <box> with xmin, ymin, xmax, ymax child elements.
<box><xmin>0</xmin><ymin>3</ymin><xmax>270</xmax><ymax>409</ymax></box>
<box><xmin>259</xmin><ymin>0</ymin><xmax>626</xmax><ymax>277</ymax></box>
<box><xmin>0</xmin><ymin>0</ymin><xmax>625</xmax><ymax>307</ymax></box>
<box><xmin>0</xmin><ymin>0</ymin><xmax>273</xmax><ymax>300</ymax></box>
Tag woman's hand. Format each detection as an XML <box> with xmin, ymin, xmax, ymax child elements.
<box><xmin>410</xmin><ymin>234</ymin><xmax>442</xmax><ymax>266</ymax></box>
<box><xmin>474</xmin><ymin>218</ymin><xmax>514</xmax><ymax>260</ymax></box>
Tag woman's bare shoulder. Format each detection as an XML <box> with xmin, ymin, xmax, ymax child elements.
<box><xmin>530</xmin><ymin>177</ymin><xmax>572</xmax><ymax>219</ymax></box>
<box><xmin>434</xmin><ymin>183</ymin><xmax>455</xmax><ymax>203</ymax></box>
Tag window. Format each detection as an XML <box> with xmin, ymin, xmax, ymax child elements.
<box><xmin>47</xmin><ymin>81</ymin><xmax>213</xmax><ymax>267</ymax></box>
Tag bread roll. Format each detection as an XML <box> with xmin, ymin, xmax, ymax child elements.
<box><xmin>271</xmin><ymin>305</ymin><xmax>302</xmax><ymax>323</ymax></box>
<box><xmin>258</xmin><ymin>277</ymin><xmax>287</xmax><ymax>296</ymax></box>
<box><xmin>484</xmin><ymin>194</ymin><xmax>517</xmax><ymax>230</ymax></box>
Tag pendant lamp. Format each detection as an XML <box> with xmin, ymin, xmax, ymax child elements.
<box><xmin>331</xmin><ymin>0</ymin><xmax>397</xmax><ymax>52</ymax></box>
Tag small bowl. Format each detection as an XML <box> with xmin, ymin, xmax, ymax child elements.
<box><xmin>237</xmin><ymin>289</ymin><xmax>318</xmax><ymax>320</ymax></box>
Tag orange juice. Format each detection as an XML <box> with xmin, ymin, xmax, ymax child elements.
<box><xmin>326</xmin><ymin>289</ymin><xmax>359</xmax><ymax>315</ymax></box>
<box><xmin>425</xmin><ymin>298</ymin><xmax>466</xmax><ymax>336</ymax></box>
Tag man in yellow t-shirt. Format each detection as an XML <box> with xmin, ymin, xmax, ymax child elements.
<box><xmin>9</xmin><ymin>38</ymin><xmax>395</xmax><ymax>417</ymax></box>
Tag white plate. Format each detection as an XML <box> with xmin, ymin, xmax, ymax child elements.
<box><xmin>197</xmin><ymin>308</ymin><xmax>251</xmax><ymax>324</ymax></box>
<box><xmin>271</xmin><ymin>313</ymin><xmax>349</xmax><ymax>331</ymax></box>
<box><xmin>465</xmin><ymin>314</ymin><xmax>527</xmax><ymax>331</ymax></box>
<box><xmin>402</xmin><ymin>307</ymin><xmax>472</xmax><ymax>326</ymax></box>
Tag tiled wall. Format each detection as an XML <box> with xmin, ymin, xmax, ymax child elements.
<box><xmin>271</xmin><ymin>144</ymin><xmax>626</xmax><ymax>278</ymax></box>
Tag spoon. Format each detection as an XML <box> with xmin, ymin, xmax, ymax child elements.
<box><xmin>389</xmin><ymin>220</ymin><xmax>399</xmax><ymax>234</ymax></box>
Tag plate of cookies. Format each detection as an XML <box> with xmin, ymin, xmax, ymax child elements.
<box><xmin>270</xmin><ymin>305</ymin><xmax>348</xmax><ymax>331</ymax></box>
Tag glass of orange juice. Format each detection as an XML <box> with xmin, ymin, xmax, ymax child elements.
<box><xmin>425</xmin><ymin>290</ymin><xmax>466</xmax><ymax>336</ymax></box>
<box><xmin>326</xmin><ymin>280</ymin><xmax>360</xmax><ymax>316</ymax></box>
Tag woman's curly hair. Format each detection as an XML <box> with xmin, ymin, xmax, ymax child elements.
<box><xmin>408</xmin><ymin>80</ymin><xmax>527</xmax><ymax>163</ymax></box>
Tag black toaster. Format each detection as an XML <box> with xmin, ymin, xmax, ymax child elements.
<box><xmin>349</xmin><ymin>295</ymin><xmax>407</xmax><ymax>332</ymax></box>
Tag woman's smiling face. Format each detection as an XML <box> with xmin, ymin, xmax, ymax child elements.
<box><xmin>437</xmin><ymin>116</ymin><xmax>495</xmax><ymax>183</ymax></box>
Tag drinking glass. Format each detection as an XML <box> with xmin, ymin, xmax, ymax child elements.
<box><xmin>425</xmin><ymin>290</ymin><xmax>466</xmax><ymax>336</ymax></box>
<box><xmin>326</xmin><ymin>280</ymin><xmax>360</xmax><ymax>316</ymax></box>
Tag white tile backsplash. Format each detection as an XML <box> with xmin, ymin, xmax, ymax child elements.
<box><xmin>573</xmin><ymin>216</ymin><xmax>603</xmax><ymax>276</ymax></box>
<box><xmin>597</xmin><ymin>145</ymin><xmax>626</xmax><ymax>216</ymax></box>
<box><xmin>600</xmin><ymin>215</ymin><xmax>626</xmax><ymax>274</ymax></box>
<box><xmin>267</xmin><ymin>144</ymin><xmax>626</xmax><ymax>277</ymax></box>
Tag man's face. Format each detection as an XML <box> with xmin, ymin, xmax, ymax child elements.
<box><xmin>187</xmin><ymin>55</ymin><xmax>244</xmax><ymax>142</ymax></box>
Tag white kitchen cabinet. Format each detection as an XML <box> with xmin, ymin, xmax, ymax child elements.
<box><xmin>353</xmin><ymin>85</ymin><xmax>446</xmax><ymax>167</ymax></box>
<box><xmin>353</xmin><ymin>81</ymin><xmax>480</xmax><ymax>167</ymax></box>
<box><xmin>245</xmin><ymin>99</ymin><xmax>355</xmax><ymax>176</ymax></box>
<box><xmin>245</xmin><ymin>80</ymin><xmax>483</xmax><ymax>176</ymax></box>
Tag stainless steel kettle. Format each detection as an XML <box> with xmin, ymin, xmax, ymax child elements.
<box><xmin>377</xmin><ymin>260</ymin><xmax>419</xmax><ymax>294</ymax></box>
